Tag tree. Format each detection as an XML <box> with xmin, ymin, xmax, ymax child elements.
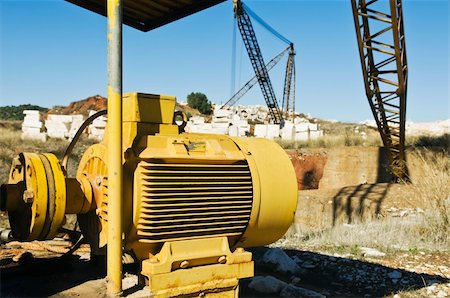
<box><xmin>0</xmin><ymin>104</ymin><xmax>48</xmax><ymax>120</ymax></box>
<box><xmin>186</xmin><ymin>92</ymin><xmax>212</xmax><ymax>114</ymax></box>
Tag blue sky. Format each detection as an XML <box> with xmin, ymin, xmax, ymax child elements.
<box><xmin>0</xmin><ymin>0</ymin><xmax>448</xmax><ymax>122</ymax></box>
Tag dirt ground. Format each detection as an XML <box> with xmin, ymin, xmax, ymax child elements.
<box><xmin>0</xmin><ymin>240</ymin><xmax>449</xmax><ymax>298</ymax></box>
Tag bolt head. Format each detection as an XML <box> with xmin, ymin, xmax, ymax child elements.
<box><xmin>218</xmin><ymin>256</ymin><xmax>227</xmax><ymax>264</ymax></box>
<box><xmin>180</xmin><ymin>260</ymin><xmax>190</xmax><ymax>269</ymax></box>
<box><xmin>149</xmin><ymin>256</ymin><xmax>159</xmax><ymax>263</ymax></box>
<box><xmin>235</xmin><ymin>247</ymin><xmax>245</xmax><ymax>253</ymax></box>
<box><xmin>23</xmin><ymin>190</ymin><xmax>34</xmax><ymax>203</ymax></box>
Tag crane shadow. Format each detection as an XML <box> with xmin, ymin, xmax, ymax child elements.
<box><xmin>331</xmin><ymin>182</ymin><xmax>392</xmax><ymax>226</ymax></box>
<box><xmin>331</xmin><ymin>147</ymin><xmax>395</xmax><ymax>226</ymax></box>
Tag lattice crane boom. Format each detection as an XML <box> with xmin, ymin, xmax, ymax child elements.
<box><xmin>282</xmin><ymin>44</ymin><xmax>296</xmax><ymax>120</ymax></box>
<box><xmin>234</xmin><ymin>0</ymin><xmax>283</xmax><ymax>124</ymax></box>
<box><xmin>221</xmin><ymin>45</ymin><xmax>291</xmax><ymax>110</ymax></box>
<box><xmin>351</xmin><ymin>0</ymin><xmax>408</xmax><ymax>180</ymax></box>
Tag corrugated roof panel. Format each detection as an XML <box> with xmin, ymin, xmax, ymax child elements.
<box><xmin>65</xmin><ymin>0</ymin><xmax>226</xmax><ymax>32</ymax></box>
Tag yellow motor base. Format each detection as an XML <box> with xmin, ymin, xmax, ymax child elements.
<box><xmin>141</xmin><ymin>237</ymin><xmax>253</xmax><ymax>298</ymax></box>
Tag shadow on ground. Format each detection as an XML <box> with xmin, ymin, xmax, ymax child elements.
<box><xmin>1</xmin><ymin>247</ymin><xmax>448</xmax><ymax>297</ymax></box>
<box><xmin>0</xmin><ymin>254</ymin><xmax>140</xmax><ymax>297</ymax></box>
<box><xmin>242</xmin><ymin>247</ymin><xmax>449</xmax><ymax>297</ymax></box>
<box><xmin>332</xmin><ymin>183</ymin><xmax>391</xmax><ymax>226</ymax></box>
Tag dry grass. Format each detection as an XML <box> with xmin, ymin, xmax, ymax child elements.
<box><xmin>407</xmin><ymin>133</ymin><xmax>450</xmax><ymax>153</ymax></box>
<box><xmin>0</xmin><ymin>127</ymin><xmax>96</xmax><ymax>183</ymax></box>
<box><xmin>279</xmin><ymin>149</ymin><xmax>450</xmax><ymax>253</ymax></box>
<box><xmin>276</xmin><ymin>132</ymin><xmax>382</xmax><ymax>149</ymax></box>
<box><xmin>407</xmin><ymin>150</ymin><xmax>450</xmax><ymax>246</ymax></box>
<box><xmin>286</xmin><ymin>215</ymin><xmax>448</xmax><ymax>252</ymax></box>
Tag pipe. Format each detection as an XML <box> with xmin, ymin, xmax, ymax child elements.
<box><xmin>106</xmin><ymin>0</ymin><xmax>123</xmax><ymax>295</ymax></box>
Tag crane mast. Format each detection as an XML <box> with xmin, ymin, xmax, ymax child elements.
<box><xmin>351</xmin><ymin>0</ymin><xmax>408</xmax><ymax>180</ymax></box>
<box><xmin>282</xmin><ymin>44</ymin><xmax>296</xmax><ymax>121</ymax></box>
<box><xmin>233</xmin><ymin>0</ymin><xmax>283</xmax><ymax>124</ymax></box>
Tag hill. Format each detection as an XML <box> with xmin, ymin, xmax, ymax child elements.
<box><xmin>48</xmin><ymin>95</ymin><xmax>107</xmax><ymax>116</ymax></box>
<box><xmin>1</xmin><ymin>95</ymin><xmax>204</xmax><ymax>121</ymax></box>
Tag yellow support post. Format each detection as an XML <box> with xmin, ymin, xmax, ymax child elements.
<box><xmin>107</xmin><ymin>0</ymin><xmax>123</xmax><ymax>296</ymax></box>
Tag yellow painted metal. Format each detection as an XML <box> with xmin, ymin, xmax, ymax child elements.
<box><xmin>2</xmin><ymin>153</ymin><xmax>68</xmax><ymax>241</ymax></box>
<box><xmin>142</xmin><ymin>237</ymin><xmax>252</xmax><ymax>275</ymax></box>
<box><xmin>43</xmin><ymin>153</ymin><xmax>67</xmax><ymax>239</ymax></box>
<box><xmin>25</xmin><ymin>153</ymin><xmax>48</xmax><ymax>240</ymax></box>
<box><xmin>141</xmin><ymin>237</ymin><xmax>252</xmax><ymax>297</ymax></box>
<box><xmin>107</xmin><ymin>86</ymin><xmax>124</xmax><ymax>295</ymax></box>
<box><xmin>231</xmin><ymin>137</ymin><xmax>298</xmax><ymax>247</ymax></box>
<box><xmin>76</xmin><ymin>143</ymin><xmax>109</xmax><ymax>247</ymax></box>
<box><xmin>123</xmin><ymin>93</ymin><xmax>176</xmax><ymax>124</ymax></box>
<box><xmin>65</xmin><ymin>177</ymin><xmax>94</xmax><ymax>214</ymax></box>
<box><xmin>146</xmin><ymin>263</ymin><xmax>247</xmax><ymax>298</ymax></box>
<box><xmin>106</xmin><ymin>0</ymin><xmax>123</xmax><ymax>294</ymax></box>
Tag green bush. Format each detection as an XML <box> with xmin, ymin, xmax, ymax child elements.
<box><xmin>186</xmin><ymin>92</ymin><xmax>212</xmax><ymax>115</ymax></box>
<box><xmin>0</xmin><ymin>104</ymin><xmax>48</xmax><ymax>120</ymax></box>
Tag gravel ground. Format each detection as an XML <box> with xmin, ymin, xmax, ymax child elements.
<box><xmin>1</xmin><ymin>241</ymin><xmax>449</xmax><ymax>298</ymax></box>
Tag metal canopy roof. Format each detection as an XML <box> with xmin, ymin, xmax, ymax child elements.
<box><xmin>66</xmin><ymin>0</ymin><xmax>226</xmax><ymax>32</ymax></box>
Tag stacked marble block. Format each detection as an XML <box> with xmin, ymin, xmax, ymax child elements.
<box><xmin>87</xmin><ymin>110</ymin><xmax>107</xmax><ymax>141</ymax></box>
<box><xmin>211</xmin><ymin>109</ymin><xmax>232</xmax><ymax>135</ymax></box>
<box><xmin>254</xmin><ymin>124</ymin><xmax>280</xmax><ymax>139</ymax></box>
<box><xmin>45</xmin><ymin>114</ymin><xmax>83</xmax><ymax>140</ymax></box>
<box><xmin>185</xmin><ymin>116</ymin><xmax>211</xmax><ymax>134</ymax></box>
<box><xmin>254</xmin><ymin>120</ymin><xmax>324</xmax><ymax>141</ymax></box>
<box><xmin>228</xmin><ymin>114</ymin><xmax>250</xmax><ymax>137</ymax></box>
<box><xmin>21</xmin><ymin>110</ymin><xmax>46</xmax><ymax>142</ymax></box>
<box><xmin>284</xmin><ymin>121</ymin><xmax>324</xmax><ymax>141</ymax></box>
<box><xmin>185</xmin><ymin>111</ymin><xmax>250</xmax><ymax>136</ymax></box>
<box><xmin>21</xmin><ymin>110</ymin><xmax>104</xmax><ymax>142</ymax></box>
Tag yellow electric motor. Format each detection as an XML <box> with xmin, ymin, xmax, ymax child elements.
<box><xmin>1</xmin><ymin>93</ymin><xmax>298</xmax><ymax>297</ymax></box>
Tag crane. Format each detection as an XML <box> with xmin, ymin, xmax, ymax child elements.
<box><xmin>351</xmin><ymin>0</ymin><xmax>408</xmax><ymax>180</ymax></box>
<box><xmin>233</xmin><ymin>0</ymin><xmax>292</xmax><ymax>124</ymax></box>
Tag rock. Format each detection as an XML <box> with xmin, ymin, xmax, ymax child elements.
<box><xmin>426</xmin><ymin>285</ymin><xmax>437</xmax><ymax>293</ymax></box>
<box><xmin>280</xmin><ymin>284</ymin><xmax>325</xmax><ymax>298</ymax></box>
<box><xmin>359</xmin><ymin>247</ymin><xmax>386</xmax><ymax>257</ymax></box>
<box><xmin>248</xmin><ymin>276</ymin><xmax>286</xmax><ymax>294</ymax></box>
<box><xmin>388</xmin><ymin>270</ymin><xmax>402</xmax><ymax>279</ymax></box>
<box><xmin>300</xmin><ymin>260</ymin><xmax>316</xmax><ymax>269</ymax></box>
<box><xmin>399</xmin><ymin>210</ymin><xmax>408</xmax><ymax>217</ymax></box>
<box><xmin>290</xmin><ymin>277</ymin><xmax>302</xmax><ymax>285</ymax></box>
<box><xmin>436</xmin><ymin>290</ymin><xmax>447</xmax><ymax>298</ymax></box>
<box><xmin>262</xmin><ymin>248</ymin><xmax>302</xmax><ymax>274</ymax></box>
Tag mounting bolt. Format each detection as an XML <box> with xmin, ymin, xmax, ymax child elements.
<box><xmin>95</xmin><ymin>176</ymin><xmax>102</xmax><ymax>187</ymax></box>
<box><xmin>218</xmin><ymin>256</ymin><xmax>227</xmax><ymax>264</ymax></box>
<box><xmin>23</xmin><ymin>190</ymin><xmax>34</xmax><ymax>204</ymax></box>
<box><xmin>149</xmin><ymin>256</ymin><xmax>159</xmax><ymax>264</ymax></box>
<box><xmin>180</xmin><ymin>260</ymin><xmax>189</xmax><ymax>269</ymax></box>
<box><xmin>13</xmin><ymin>157</ymin><xmax>22</xmax><ymax>170</ymax></box>
<box><xmin>235</xmin><ymin>247</ymin><xmax>245</xmax><ymax>253</ymax></box>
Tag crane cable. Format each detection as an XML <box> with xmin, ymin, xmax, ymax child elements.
<box><xmin>242</xmin><ymin>2</ymin><xmax>292</xmax><ymax>46</ymax></box>
<box><xmin>230</xmin><ymin>19</ymin><xmax>237</xmax><ymax>98</ymax></box>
